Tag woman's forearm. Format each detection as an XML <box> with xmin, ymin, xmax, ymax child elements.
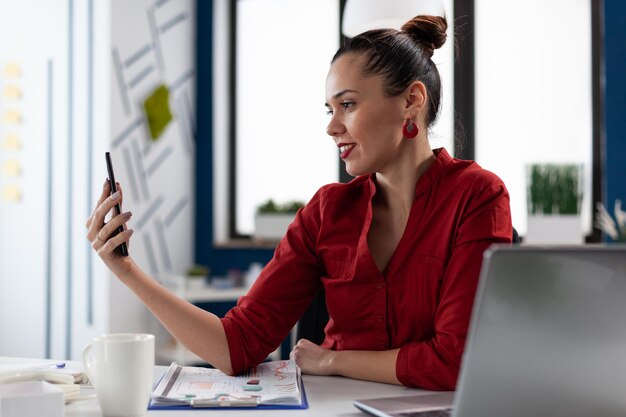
<box><xmin>330</xmin><ymin>348</ymin><xmax>401</xmax><ymax>385</ymax></box>
<box><xmin>292</xmin><ymin>339</ymin><xmax>401</xmax><ymax>385</ymax></box>
<box><xmin>118</xmin><ymin>262</ymin><xmax>233</xmax><ymax>374</ymax></box>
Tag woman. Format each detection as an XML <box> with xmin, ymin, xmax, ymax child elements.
<box><xmin>86</xmin><ymin>14</ymin><xmax>511</xmax><ymax>390</ymax></box>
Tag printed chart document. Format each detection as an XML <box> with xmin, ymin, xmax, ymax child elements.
<box><xmin>150</xmin><ymin>360</ymin><xmax>307</xmax><ymax>409</ymax></box>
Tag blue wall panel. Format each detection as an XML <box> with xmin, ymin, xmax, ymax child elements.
<box><xmin>194</xmin><ymin>0</ymin><xmax>273</xmax><ymax>277</ymax></box>
<box><xmin>604</xmin><ymin>0</ymin><xmax>626</xmax><ymax>210</ymax></box>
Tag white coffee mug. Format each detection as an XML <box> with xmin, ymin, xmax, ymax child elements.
<box><xmin>83</xmin><ymin>333</ymin><xmax>155</xmax><ymax>417</ymax></box>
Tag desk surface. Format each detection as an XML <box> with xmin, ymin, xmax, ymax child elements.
<box><xmin>1</xmin><ymin>357</ymin><xmax>432</xmax><ymax>417</ymax></box>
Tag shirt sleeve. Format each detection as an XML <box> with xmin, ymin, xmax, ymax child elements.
<box><xmin>396</xmin><ymin>176</ymin><xmax>512</xmax><ymax>390</ymax></box>
<box><xmin>221</xmin><ymin>189</ymin><xmax>325</xmax><ymax>375</ymax></box>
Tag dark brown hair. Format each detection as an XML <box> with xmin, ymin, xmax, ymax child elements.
<box><xmin>332</xmin><ymin>15</ymin><xmax>448</xmax><ymax>128</ymax></box>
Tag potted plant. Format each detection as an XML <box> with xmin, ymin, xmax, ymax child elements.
<box><xmin>185</xmin><ymin>264</ymin><xmax>210</xmax><ymax>289</ymax></box>
<box><xmin>526</xmin><ymin>163</ymin><xmax>583</xmax><ymax>244</ymax></box>
<box><xmin>254</xmin><ymin>199</ymin><xmax>305</xmax><ymax>241</ymax></box>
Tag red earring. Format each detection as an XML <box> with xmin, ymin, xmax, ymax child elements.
<box><xmin>402</xmin><ymin>118</ymin><xmax>418</xmax><ymax>139</ymax></box>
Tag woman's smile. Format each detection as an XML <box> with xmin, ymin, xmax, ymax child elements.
<box><xmin>338</xmin><ymin>143</ymin><xmax>356</xmax><ymax>159</ymax></box>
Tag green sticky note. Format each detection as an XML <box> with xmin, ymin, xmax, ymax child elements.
<box><xmin>143</xmin><ymin>84</ymin><xmax>173</xmax><ymax>140</ymax></box>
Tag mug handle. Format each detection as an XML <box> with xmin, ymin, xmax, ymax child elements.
<box><xmin>82</xmin><ymin>342</ymin><xmax>96</xmax><ymax>385</ymax></box>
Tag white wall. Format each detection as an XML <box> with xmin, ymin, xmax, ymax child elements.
<box><xmin>0</xmin><ymin>0</ymin><xmax>196</xmax><ymax>360</ymax></box>
<box><xmin>0</xmin><ymin>0</ymin><xmax>71</xmax><ymax>359</ymax></box>
<box><xmin>107</xmin><ymin>0</ymin><xmax>196</xmax><ymax>342</ymax></box>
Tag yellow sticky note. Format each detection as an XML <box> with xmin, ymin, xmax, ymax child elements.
<box><xmin>2</xmin><ymin>110</ymin><xmax>22</xmax><ymax>124</ymax></box>
<box><xmin>3</xmin><ymin>62</ymin><xmax>21</xmax><ymax>77</ymax></box>
<box><xmin>3</xmin><ymin>85</ymin><xmax>22</xmax><ymax>100</ymax></box>
<box><xmin>3</xmin><ymin>133</ymin><xmax>22</xmax><ymax>150</ymax></box>
<box><xmin>2</xmin><ymin>185</ymin><xmax>22</xmax><ymax>202</ymax></box>
<box><xmin>2</xmin><ymin>159</ymin><xmax>21</xmax><ymax>177</ymax></box>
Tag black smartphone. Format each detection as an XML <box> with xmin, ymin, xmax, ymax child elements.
<box><xmin>105</xmin><ymin>152</ymin><xmax>129</xmax><ymax>256</ymax></box>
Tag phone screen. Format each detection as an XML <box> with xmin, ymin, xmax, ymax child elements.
<box><xmin>105</xmin><ymin>152</ymin><xmax>129</xmax><ymax>256</ymax></box>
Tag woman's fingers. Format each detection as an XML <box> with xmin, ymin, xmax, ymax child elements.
<box><xmin>94</xmin><ymin>228</ymin><xmax>134</xmax><ymax>255</ymax></box>
<box><xmin>86</xmin><ymin>180</ymin><xmax>111</xmax><ymax>229</ymax></box>
<box><xmin>86</xmin><ymin>180</ymin><xmax>125</xmax><ymax>229</ymax></box>
<box><xmin>90</xmin><ymin>209</ymin><xmax>132</xmax><ymax>250</ymax></box>
<box><xmin>87</xmin><ymin>189</ymin><xmax>123</xmax><ymax>242</ymax></box>
<box><xmin>289</xmin><ymin>339</ymin><xmax>335</xmax><ymax>376</ymax></box>
<box><xmin>290</xmin><ymin>339</ymin><xmax>312</xmax><ymax>360</ymax></box>
<box><xmin>87</xmin><ymin>191</ymin><xmax>119</xmax><ymax>240</ymax></box>
<box><xmin>97</xmin><ymin>211</ymin><xmax>132</xmax><ymax>242</ymax></box>
<box><xmin>86</xmin><ymin>179</ymin><xmax>134</xmax><ymax>275</ymax></box>
<box><xmin>108</xmin><ymin>183</ymin><xmax>125</xmax><ymax>223</ymax></box>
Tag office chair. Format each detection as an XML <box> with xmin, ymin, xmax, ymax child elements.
<box><xmin>295</xmin><ymin>228</ymin><xmax>521</xmax><ymax>345</ymax></box>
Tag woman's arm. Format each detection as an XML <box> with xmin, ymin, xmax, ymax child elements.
<box><xmin>220</xmin><ymin>190</ymin><xmax>326</xmax><ymax>375</ymax></box>
<box><xmin>291</xmin><ymin>339</ymin><xmax>401</xmax><ymax>385</ymax></box>
<box><xmin>393</xmin><ymin>180</ymin><xmax>512</xmax><ymax>389</ymax></box>
<box><xmin>86</xmin><ymin>181</ymin><xmax>233</xmax><ymax>374</ymax></box>
<box><xmin>117</xmin><ymin>263</ymin><xmax>233</xmax><ymax>374</ymax></box>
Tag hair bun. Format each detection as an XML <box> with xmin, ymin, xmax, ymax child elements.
<box><xmin>400</xmin><ymin>15</ymin><xmax>447</xmax><ymax>58</ymax></box>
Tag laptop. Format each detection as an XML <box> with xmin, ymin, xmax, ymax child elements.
<box><xmin>355</xmin><ymin>245</ymin><xmax>626</xmax><ymax>417</ymax></box>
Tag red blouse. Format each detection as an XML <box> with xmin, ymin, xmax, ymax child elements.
<box><xmin>221</xmin><ymin>148</ymin><xmax>512</xmax><ymax>390</ymax></box>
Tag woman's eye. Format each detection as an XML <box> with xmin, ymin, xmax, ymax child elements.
<box><xmin>325</xmin><ymin>101</ymin><xmax>354</xmax><ymax>115</ymax></box>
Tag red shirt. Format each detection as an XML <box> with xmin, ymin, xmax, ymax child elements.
<box><xmin>221</xmin><ymin>148</ymin><xmax>512</xmax><ymax>390</ymax></box>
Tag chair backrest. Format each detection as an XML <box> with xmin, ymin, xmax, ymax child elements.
<box><xmin>296</xmin><ymin>227</ymin><xmax>521</xmax><ymax>344</ymax></box>
<box><xmin>512</xmin><ymin>227</ymin><xmax>521</xmax><ymax>244</ymax></box>
<box><xmin>296</xmin><ymin>287</ymin><xmax>328</xmax><ymax>345</ymax></box>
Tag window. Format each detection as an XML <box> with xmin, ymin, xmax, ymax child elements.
<box><xmin>214</xmin><ymin>0</ymin><xmax>455</xmax><ymax>242</ymax></box>
<box><xmin>474</xmin><ymin>0</ymin><xmax>594</xmax><ymax>236</ymax></box>
<box><xmin>234</xmin><ymin>0</ymin><xmax>341</xmax><ymax>237</ymax></box>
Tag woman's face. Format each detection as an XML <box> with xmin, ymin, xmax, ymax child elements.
<box><xmin>325</xmin><ymin>53</ymin><xmax>408</xmax><ymax>177</ymax></box>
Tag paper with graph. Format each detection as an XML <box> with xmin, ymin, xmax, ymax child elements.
<box><xmin>151</xmin><ymin>360</ymin><xmax>303</xmax><ymax>408</ymax></box>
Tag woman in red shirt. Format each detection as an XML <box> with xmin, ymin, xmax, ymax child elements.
<box><xmin>86</xmin><ymin>14</ymin><xmax>511</xmax><ymax>390</ymax></box>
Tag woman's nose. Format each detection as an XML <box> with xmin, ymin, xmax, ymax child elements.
<box><xmin>326</xmin><ymin>115</ymin><xmax>345</xmax><ymax>137</ymax></box>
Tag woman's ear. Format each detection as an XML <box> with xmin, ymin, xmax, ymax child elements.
<box><xmin>403</xmin><ymin>81</ymin><xmax>427</xmax><ymax>118</ymax></box>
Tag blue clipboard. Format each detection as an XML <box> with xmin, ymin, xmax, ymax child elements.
<box><xmin>148</xmin><ymin>381</ymin><xmax>308</xmax><ymax>410</ymax></box>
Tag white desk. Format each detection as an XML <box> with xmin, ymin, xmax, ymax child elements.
<box><xmin>1</xmin><ymin>357</ymin><xmax>431</xmax><ymax>417</ymax></box>
<box><xmin>164</xmin><ymin>280</ymin><xmax>248</xmax><ymax>304</ymax></box>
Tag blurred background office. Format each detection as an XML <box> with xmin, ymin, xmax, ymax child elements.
<box><xmin>0</xmin><ymin>0</ymin><xmax>624</xmax><ymax>363</ymax></box>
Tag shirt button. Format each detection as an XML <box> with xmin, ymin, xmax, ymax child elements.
<box><xmin>378</xmin><ymin>315</ymin><xmax>383</xmax><ymax>322</ymax></box>
<box><xmin>377</xmin><ymin>283</ymin><xmax>383</xmax><ymax>289</ymax></box>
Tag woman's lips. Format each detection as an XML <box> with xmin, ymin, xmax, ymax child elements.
<box><xmin>338</xmin><ymin>143</ymin><xmax>355</xmax><ymax>159</ymax></box>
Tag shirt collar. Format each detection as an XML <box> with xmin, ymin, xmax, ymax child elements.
<box><xmin>366</xmin><ymin>147</ymin><xmax>453</xmax><ymax>197</ymax></box>
<box><xmin>416</xmin><ymin>147</ymin><xmax>452</xmax><ymax>193</ymax></box>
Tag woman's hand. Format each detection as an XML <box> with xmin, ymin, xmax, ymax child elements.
<box><xmin>290</xmin><ymin>339</ymin><xmax>337</xmax><ymax>376</ymax></box>
<box><xmin>291</xmin><ymin>339</ymin><xmax>402</xmax><ymax>384</ymax></box>
<box><xmin>86</xmin><ymin>180</ymin><xmax>134</xmax><ymax>277</ymax></box>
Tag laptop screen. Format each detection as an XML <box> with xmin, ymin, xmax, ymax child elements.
<box><xmin>454</xmin><ymin>245</ymin><xmax>626</xmax><ymax>417</ymax></box>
